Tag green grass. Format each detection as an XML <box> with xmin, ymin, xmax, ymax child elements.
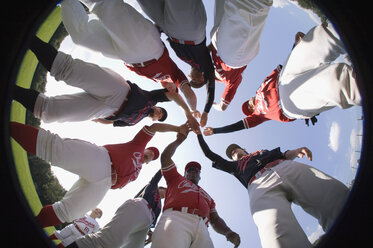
<box><xmin>10</xmin><ymin>6</ymin><xmax>62</xmax><ymax>236</ymax></box>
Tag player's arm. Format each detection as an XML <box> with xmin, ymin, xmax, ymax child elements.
<box><xmin>160</xmin><ymin>124</ymin><xmax>190</xmax><ymax>170</ymax></box>
<box><xmin>165</xmin><ymin>91</ymin><xmax>200</xmax><ymax>133</ymax></box>
<box><xmin>210</xmin><ymin>211</ymin><xmax>241</xmax><ymax>248</ymax></box>
<box><xmin>200</xmin><ymin>69</ymin><xmax>216</xmax><ymax>127</ymax></box>
<box><xmin>203</xmin><ymin>120</ymin><xmax>246</xmax><ymax>136</ymax></box>
<box><xmin>179</xmin><ymin>83</ymin><xmax>199</xmax><ymax>117</ymax></box>
<box><xmin>284</xmin><ymin>147</ymin><xmax>313</xmax><ymax>161</ymax></box>
<box><xmin>212</xmin><ymin>101</ymin><xmax>229</xmax><ymax>111</ymax></box>
<box><xmin>147</xmin><ymin>123</ymin><xmax>180</xmax><ymax>134</ymax></box>
<box><xmin>196</xmin><ymin>133</ymin><xmax>236</xmax><ymax>173</ymax></box>
<box><xmin>92</xmin><ymin>118</ymin><xmax>114</xmax><ymax>125</ymax></box>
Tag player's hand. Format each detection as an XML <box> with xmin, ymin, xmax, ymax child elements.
<box><xmin>295</xmin><ymin>147</ymin><xmax>312</xmax><ymax>161</ymax></box>
<box><xmin>144</xmin><ymin>229</ymin><xmax>153</xmax><ymax>246</ymax></box>
<box><xmin>203</xmin><ymin>127</ymin><xmax>214</xmax><ymax>136</ymax></box>
<box><xmin>200</xmin><ymin>112</ymin><xmax>208</xmax><ymax>127</ymax></box>
<box><xmin>186</xmin><ymin>114</ymin><xmax>200</xmax><ymax>133</ymax></box>
<box><xmin>212</xmin><ymin>102</ymin><xmax>222</xmax><ymax>111</ymax></box>
<box><xmin>285</xmin><ymin>147</ymin><xmax>312</xmax><ymax>161</ymax></box>
<box><xmin>226</xmin><ymin>231</ymin><xmax>241</xmax><ymax>248</ymax></box>
<box><xmin>161</xmin><ymin>81</ymin><xmax>177</xmax><ymax>93</ymax></box>
<box><xmin>178</xmin><ymin>123</ymin><xmax>190</xmax><ymax>136</ymax></box>
<box><xmin>294</xmin><ymin>31</ymin><xmax>305</xmax><ymax>47</ymax></box>
<box><xmin>191</xmin><ymin>110</ymin><xmax>201</xmax><ymax>119</ymax></box>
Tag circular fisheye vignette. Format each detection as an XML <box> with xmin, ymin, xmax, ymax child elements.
<box><xmin>3</xmin><ymin>1</ymin><xmax>63</xmax><ymax>247</ymax></box>
<box><xmin>2</xmin><ymin>0</ymin><xmax>372</xmax><ymax>247</ymax></box>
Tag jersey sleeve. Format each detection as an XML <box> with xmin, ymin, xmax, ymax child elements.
<box><xmin>221</xmin><ymin>75</ymin><xmax>242</xmax><ymax>105</ymax></box>
<box><xmin>242</xmin><ymin>114</ymin><xmax>269</xmax><ymax>129</ymax></box>
<box><xmin>204</xmin><ymin>77</ymin><xmax>215</xmax><ymax>113</ymax></box>
<box><xmin>213</xmin><ymin>120</ymin><xmax>246</xmax><ymax>134</ymax></box>
<box><xmin>209</xmin><ymin>198</ymin><xmax>217</xmax><ymax>214</ymax></box>
<box><xmin>113</xmin><ymin>120</ymin><xmax>131</xmax><ymax>127</ymax></box>
<box><xmin>149</xmin><ymin>88</ymin><xmax>170</xmax><ymax>103</ymax></box>
<box><xmin>161</xmin><ymin>162</ymin><xmax>181</xmax><ymax>185</ymax></box>
<box><xmin>197</xmin><ymin>134</ymin><xmax>236</xmax><ymax>174</ymax></box>
<box><xmin>130</xmin><ymin>126</ymin><xmax>155</xmax><ymax>145</ymax></box>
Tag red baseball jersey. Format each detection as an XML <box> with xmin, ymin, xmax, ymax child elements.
<box><xmin>242</xmin><ymin>65</ymin><xmax>294</xmax><ymax>128</ymax></box>
<box><xmin>211</xmin><ymin>46</ymin><xmax>247</xmax><ymax>105</ymax></box>
<box><xmin>104</xmin><ymin>126</ymin><xmax>155</xmax><ymax>189</ymax></box>
<box><xmin>161</xmin><ymin>162</ymin><xmax>216</xmax><ymax>219</ymax></box>
<box><xmin>125</xmin><ymin>46</ymin><xmax>188</xmax><ymax>90</ymax></box>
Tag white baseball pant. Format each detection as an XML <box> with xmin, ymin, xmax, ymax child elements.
<box><xmin>76</xmin><ymin>198</ymin><xmax>154</xmax><ymax>248</ymax></box>
<box><xmin>34</xmin><ymin>51</ymin><xmax>130</xmax><ymax>123</ymax></box>
<box><xmin>248</xmin><ymin>160</ymin><xmax>349</xmax><ymax>248</ymax></box>
<box><xmin>278</xmin><ymin>24</ymin><xmax>361</xmax><ymax>119</ymax></box>
<box><xmin>54</xmin><ymin>223</ymin><xmax>83</xmax><ymax>247</ymax></box>
<box><xmin>151</xmin><ymin>209</ymin><xmax>214</xmax><ymax>248</ymax></box>
<box><xmin>136</xmin><ymin>0</ymin><xmax>207</xmax><ymax>44</ymax></box>
<box><xmin>36</xmin><ymin>128</ymin><xmax>112</xmax><ymax>223</ymax></box>
<box><xmin>61</xmin><ymin>0</ymin><xmax>164</xmax><ymax>64</ymax></box>
<box><xmin>211</xmin><ymin>0</ymin><xmax>273</xmax><ymax>68</ymax></box>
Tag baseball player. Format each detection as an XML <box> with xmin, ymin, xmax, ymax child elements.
<box><xmin>65</xmin><ymin>170</ymin><xmax>166</xmax><ymax>248</ymax></box>
<box><xmin>10</xmin><ymin>121</ymin><xmax>183</xmax><ymax>228</ymax></box>
<box><xmin>136</xmin><ymin>0</ymin><xmax>216</xmax><ymax>127</ymax></box>
<box><xmin>190</xmin><ymin>0</ymin><xmax>273</xmax><ymax>112</ymax></box>
<box><xmin>203</xmin><ymin>23</ymin><xmax>361</xmax><ymax>136</ymax></box>
<box><xmin>13</xmin><ymin>35</ymin><xmax>199</xmax><ymax>130</ymax></box>
<box><xmin>50</xmin><ymin>208</ymin><xmax>102</xmax><ymax>248</ymax></box>
<box><xmin>150</xmin><ymin>126</ymin><xmax>241</xmax><ymax>248</ymax></box>
<box><xmin>60</xmin><ymin>0</ymin><xmax>199</xmax><ymax>116</ymax></box>
<box><xmin>197</xmin><ymin>132</ymin><xmax>349</xmax><ymax>247</ymax></box>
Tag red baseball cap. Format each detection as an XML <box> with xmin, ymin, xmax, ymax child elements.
<box><xmin>242</xmin><ymin>97</ymin><xmax>255</xmax><ymax>116</ymax></box>
<box><xmin>146</xmin><ymin>147</ymin><xmax>159</xmax><ymax>160</ymax></box>
<box><xmin>184</xmin><ymin>161</ymin><xmax>201</xmax><ymax>173</ymax></box>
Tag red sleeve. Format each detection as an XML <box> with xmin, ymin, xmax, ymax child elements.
<box><xmin>210</xmin><ymin>198</ymin><xmax>217</xmax><ymax>213</ymax></box>
<box><xmin>242</xmin><ymin>114</ymin><xmax>269</xmax><ymax>128</ymax></box>
<box><xmin>161</xmin><ymin>162</ymin><xmax>182</xmax><ymax>185</ymax></box>
<box><xmin>130</xmin><ymin>126</ymin><xmax>155</xmax><ymax>146</ymax></box>
<box><xmin>221</xmin><ymin>75</ymin><xmax>242</xmax><ymax>105</ymax></box>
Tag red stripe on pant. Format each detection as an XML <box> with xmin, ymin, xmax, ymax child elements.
<box><xmin>36</xmin><ymin>205</ymin><xmax>62</xmax><ymax>227</ymax></box>
<box><xmin>10</xmin><ymin>121</ymin><xmax>38</xmax><ymax>155</ymax></box>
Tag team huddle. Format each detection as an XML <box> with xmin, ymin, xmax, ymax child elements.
<box><xmin>11</xmin><ymin>0</ymin><xmax>361</xmax><ymax>247</ymax></box>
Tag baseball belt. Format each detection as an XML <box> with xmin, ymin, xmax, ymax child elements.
<box><xmin>127</xmin><ymin>58</ymin><xmax>158</xmax><ymax>68</ymax></box>
<box><xmin>73</xmin><ymin>223</ymin><xmax>86</xmax><ymax>236</ymax></box>
<box><xmin>105</xmin><ymin>90</ymin><xmax>131</xmax><ymax>119</ymax></box>
<box><xmin>111</xmin><ymin>166</ymin><xmax>117</xmax><ymax>186</ymax></box>
<box><xmin>248</xmin><ymin>159</ymin><xmax>284</xmax><ymax>185</ymax></box>
<box><xmin>169</xmin><ymin>207</ymin><xmax>209</xmax><ymax>225</ymax></box>
<box><xmin>169</xmin><ymin>37</ymin><xmax>196</xmax><ymax>45</ymax></box>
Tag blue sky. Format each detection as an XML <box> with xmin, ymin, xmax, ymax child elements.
<box><xmin>40</xmin><ymin>0</ymin><xmax>363</xmax><ymax>247</ymax></box>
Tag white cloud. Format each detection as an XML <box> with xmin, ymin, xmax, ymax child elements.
<box><xmin>273</xmin><ymin>0</ymin><xmax>290</xmax><ymax>8</ymax></box>
<box><xmin>273</xmin><ymin>0</ymin><xmax>321</xmax><ymax>24</ymax></box>
<box><xmin>328</xmin><ymin>122</ymin><xmax>340</xmax><ymax>152</ymax></box>
<box><xmin>349</xmin><ymin>128</ymin><xmax>362</xmax><ymax>169</ymax></box>
<box><xmin>308</xmin><ymin>225</ymin><xmax>324</xmax><ymax>244</ymax></box>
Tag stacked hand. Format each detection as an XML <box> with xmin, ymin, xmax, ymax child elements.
<box><xmin>285</xmin><ymin>147</ymin><xmax>312</xmax><ymax>161</ymax></box>
<box><xmin>226</xmin><ymin>231</ymin><xmax>241</xmax><ymax>248</ymax></box>
<box><xmin>203</xmin><ymin>127</ymin><xmax>214</xmax><ymax>136</ymax></box>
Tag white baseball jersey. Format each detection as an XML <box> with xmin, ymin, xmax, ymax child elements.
<box><xmin>54</xmin><ymin>215</ymin><xmax>100</xmax><ymax>246</ymax></box>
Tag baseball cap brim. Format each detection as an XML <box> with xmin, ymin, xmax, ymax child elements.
<box><xmin>146</xmin><ymin>147</ymin><xmax>159</xmax><ymax>160</ymax></box>
<box><xmin>226</xmin><ymin>144</ymin><xmax>242</xmax><ymax>159</ymax></box>
<box><xmin>158</xmin><ymin>107</ymin><xmax>167</xmax><ymax>122</ymax></box>
<box><xmin>242</xmin><ymin>100</ymin><xmax>251</xmax><ymax>116</ymax></box>
<box><xmin>184</xmin><ymin>161</ymin><xmax>201</xmax><ymax>173</ymax></box>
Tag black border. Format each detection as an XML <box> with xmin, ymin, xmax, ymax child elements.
<box><xmin>1</xmin><ymin>0</ymin><xmax>372</xmax><ymax>247</ymax></box>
